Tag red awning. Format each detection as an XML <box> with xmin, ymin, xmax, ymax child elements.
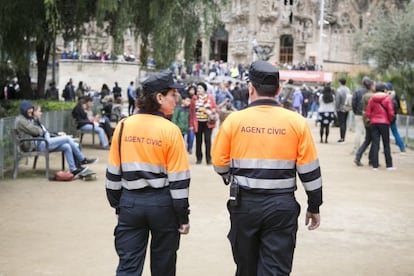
<box><xmin>279</xmin><ymin>70</ymin><xmax>333</xmax><ymax>83</ymax></box>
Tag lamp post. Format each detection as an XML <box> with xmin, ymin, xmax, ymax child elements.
<box><xmin>318</xmin><ymin>0</ymin><xmax>325</xmax><ymax>71</ymax></box>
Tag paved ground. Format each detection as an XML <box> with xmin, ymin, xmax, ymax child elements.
<box><xmin>0</xmin><ymin>120</ymin><xmax>413</xmax><ymax>276</ymax></box>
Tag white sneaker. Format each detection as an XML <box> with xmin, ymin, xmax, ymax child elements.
<box><xmin>386</xmin><ymin>167</ymin><xmax>396</xmax><ymax>171</ymax></box>
<box><xmin>372</xmin><ymin>168</ymin><xmax>378</xmax><ymax>171</ymax></box>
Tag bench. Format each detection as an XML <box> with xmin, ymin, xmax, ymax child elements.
<box><xmin>12</xmin><ymin>129</ymin><xmax>65</xmax><ymax>179</ymax></box>
<box><xmin>78</xmin><ymin>122</ymin><xmax>96</xmax><ymax>146</ymax></box>
<box><xmin>70</xmin><ymin>118</ymin><xmax>96</xmax><ymax>146</ymax></box>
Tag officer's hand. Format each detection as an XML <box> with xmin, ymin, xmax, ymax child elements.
<box><xmin>178</xmin><ymin>224</ymin><xmax>190</xmax><ymax>234</ymax></box>
<box><xmin>305</xmin><ymin>212</ymin><xmax>320</xmax><ymax>230</ymax></box>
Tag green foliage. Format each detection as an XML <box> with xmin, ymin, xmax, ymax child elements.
<box><xmin>97</xmin><ymin>0</ymin><xmax>225</xmax><ymax>69</ymax></box>
<box><xmin>0</xmin><ymin>100</ymin><xmax>76</xmax><ymax>118</ymax></box>
<box><xmin>357</xmin><ymin>2</ymin><xmax>414</xmax><ymax>70</ymax></box>
<box><xmin>380</xmin><ymin>67</ymin><xmax>414</xmax><ymax>113</ymax></box>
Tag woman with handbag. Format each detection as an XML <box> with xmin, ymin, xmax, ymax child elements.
<box><xmin>189</xmin><ymin>82</ymin><xmax>217</xmax><ymax>165</ymax></box>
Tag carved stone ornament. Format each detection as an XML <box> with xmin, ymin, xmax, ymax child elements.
<box><xmin>351</xmin><ymin>0</ymin><xmax>369</xmax><ymax>13</ymax></box>
<box><xmin>257</xmin><ymin>0</ymin><xmax>279</xmax><ymax>22</ymax></box>
<box><xmin>231</xmin><ymin>43</ymin><xmax>248</xmax><ymax>56</ymax></box>
<box><xmin>253</xmin><ymin>42</ymin><xmax>274</xmax><ymax>61</ymax></box>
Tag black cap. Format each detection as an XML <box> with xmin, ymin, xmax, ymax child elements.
<box><xmin>142</xmin><ymin>70</ymin><xmax>184</xmax><ymax>94</ymax></box>
<box><xmin>376</xmin><ymin>83</ymin><xmax>387</xmax><ymax>92</ymax></box>
<box><xmin>248</xmin><ymin>61</ymin><xmax>279</xmax><ymax>85</ymax></box>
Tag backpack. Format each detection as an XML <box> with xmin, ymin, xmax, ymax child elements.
<box><xmin>52</xmin><ymin>171</ymin><xmax>74</xmax><ymax>181</ymax></box>
<box><xmin>344</xmin><ymin>93</ymin><xmax>352</xmax><ymax>112</ymax></box>
<box><xmin>62</xmin><ymin>87</ymin><xmax>69</xmax><ymax>99</ymax></box>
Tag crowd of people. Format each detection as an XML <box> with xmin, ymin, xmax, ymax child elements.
<box><xmin>10</xmin><ymin>60</ymin><xmax>410</xmax><ymax>276</ymax></box>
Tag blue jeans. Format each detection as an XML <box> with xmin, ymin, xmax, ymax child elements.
<box><xmin>80</xmin><ymin>123</ymin><xmax>109</xmax><ymax>147</ymax></box>
<box><xmin>186</xmin><ymin>129</ymin><xmax>195</xmax><ymax>153</ymax></box>
<box><xmin>390</xmin><ymin>121</ymin><xmax>406</xmax><ymax>152</ymax></box>
<box><xmin>233</xmin><ymin>100</ymin><xmax>244</xmax><ymax>111</ymax></box>
<box><xmin>38</xmin><ymin>135</ymin><xmax>85</xmax><ymax>171</ymax></box>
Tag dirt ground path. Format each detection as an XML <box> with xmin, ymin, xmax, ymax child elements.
<box><xmin>1</xmin><ymin>120</ymin><xmax>413</xmax><ymax>276</ymax></box>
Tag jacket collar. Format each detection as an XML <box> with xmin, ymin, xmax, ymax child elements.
<box><xmin>248</xmin><ymin>98</ymin><xmax>280</xmax><ymax>108</ymax></box>
<box><xmin>137</xmin><ymin>110</ymin><xmax>166</xmax><ymax>118</ymax></box>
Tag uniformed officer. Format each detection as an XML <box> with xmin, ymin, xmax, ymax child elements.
<box><xmin>106</xmin><ymin>70</ymin><xmax>190</xmax><ymax>276</ymax></box>
<box><xmin>211</xmin><ymin>60</ymin><xmax>323</xmax><ymax>276</ymax></box>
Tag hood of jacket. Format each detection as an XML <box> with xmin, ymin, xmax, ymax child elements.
<box><xmin>370</xmin><ymin>92</ymin><xmax>388</xmax><ymax>105</ymax></box>
<box><xmin>19</xmin><ymin>100</ymin><xmax>34</xmax><ymax>118</ymax></box>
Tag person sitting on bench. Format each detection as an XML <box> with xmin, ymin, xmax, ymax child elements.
<box><xmin>14</xmin><ymin>101</ymin><xmax>97</xmax><ymax>176</ymax></box>
<box><xmin>72</xmin><ymin>96</ymin><xmax>112</xmax><ymax>149</ymax></box>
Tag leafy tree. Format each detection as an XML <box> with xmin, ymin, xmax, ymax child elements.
<box><xmin>356</xmin><ymin>1</ymin><xmax>414</xmax><ymax>112</ymax></box>
<box><xmin>98</xmin><ymin>0</ymin><xmax>224</xmax><ymax>69</ymax></box>
<box><xmin>0</xmin><ymin>0</ymin><xmax>224</xmax><ymax>99</ymax></box>
<box><xmin>0</xmin><ymin>0</ymin><xmax>98</xmax><ymax>99</ymax></box>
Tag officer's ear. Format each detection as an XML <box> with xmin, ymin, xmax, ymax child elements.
<box><xmin>248</xmin><ymin>82</ymin><xmax>255</xmax><ymax>97</ymax></box>
<box><xmin>155</xmin><ymin>92</ymin><xmax>163</xmax><ymax>105</ymax></box>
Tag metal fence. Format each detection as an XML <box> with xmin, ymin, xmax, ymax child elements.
<box><xmin>1</xmin><ymin>111</ymin><xmax>413</xmax><ymax>178</ymax></box>
<box><xmin>397</xmin><ymin>115</ymin><xmax>414</xmax><ymax>148</ymax></box>
<box><xmin>0</xmin><ymin>110</ymin><xmax>77</xmax><ymax>178</ymax></box>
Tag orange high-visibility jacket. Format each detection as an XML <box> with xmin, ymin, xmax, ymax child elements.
<box><xmin>106</xmin><ymin>112</ymin><xmax>191</xmax><ymax>224</ymax></box>
<box><xmin>211</xmin><ymin>99</ymin><xmax>322</xmax><ymax>213</ymax></box>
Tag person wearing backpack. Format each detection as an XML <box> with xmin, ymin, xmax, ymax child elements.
<box><xmin>318</xmin><ymin>84</ymin><xmax>336</xmax><ymax>143</ymax></box>
<box><xmin>351</xmin><ymin>77</ymin><xmax>370</xmax><ymax>154</ymax></box>
<box><xmin>335</xmin><ymin>78</ymin><xmax>351</xmax><ymax>143</ymax></box>
<box><xmin>385</xmin><ymin>82</ymin><xmax>406</xmax><ymax>153</ymax></box>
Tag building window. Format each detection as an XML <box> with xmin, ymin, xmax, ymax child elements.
<box><xmin>279</xmin><ymin>35</ymin><xmax>293</xmax><ymax>64</ymax></box>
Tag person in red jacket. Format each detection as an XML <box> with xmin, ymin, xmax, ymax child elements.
<box><xmin>365</xmin><ymin>83</ymin><xmax>395</xmax><ymax>170</ymax></box>
<box><xmin>189</xmin><ymin>82</ymin><xmax>217</xmax><ymax>165</ymax></box>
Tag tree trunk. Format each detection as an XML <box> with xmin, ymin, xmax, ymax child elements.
<box><xmin>16</xmin><ymin>69</ymin><xmax>33</xmax><ymax>99</ymax></box>
<box><xmin>36</xmin><ymin>39</ymin><xmax>51</xmax><ymax>99</ymax></box>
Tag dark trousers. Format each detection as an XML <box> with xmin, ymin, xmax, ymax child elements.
<box><xmin>99</xmin><ymin>119</ymin><xmax>114</xmax><ymax>141</ymax></box>
<box><xmin>371</xmin><ymin>124</ymin><xmax>393</xmax><ymax>168</ymax></box>
<box><xmin>337</xmin><ymin>111</ymin><xmax>349</xmax><ymax>140</ymax></box>
<box><xmin>128</xmin><ymin>98</ymin><xmax>135</xmax><ymax>115</ymax></box>
<box><xmin>355</xmin><ymin>125</ymin><xmax>373</xmax><ymax>163</ymax></box>
<box><xmin>227</xmin><ymin>191</ymin><xmax>300</xmax><ymax>276</ymax></box>
<box><xmin>115</xmin><ymin>189</ymin><xmax>180</xmax><ymax>276</ymax></box>
<box><xmin>195</xmin><ymin>121</ymin><xmax>212</xmax><ymax>163</ymax></box>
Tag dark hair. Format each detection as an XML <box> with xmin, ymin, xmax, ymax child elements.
<box><xmin>363</xmin><ymin>78</ymin><xmax>373</xmax><ymax>90</ymax></box>
<box><xmin>322</xmin><ymin>86</ymin><xmax>334</xmax><ymax>103</ymax></box>
<box><xmin>251</xmin><ymin>82</ymin><xmax>279</xmax><ymax>97</ymax></box>
<box><xmin>187</xmin><ymin>85</ymin><xmax>196</xmax><ymax>94</ymax></box>
<box><xmin>137</xmin><ymin>89</ymin><xmax>170</xmax><ymax>112</ymax></box>
<box><xmin>339</xmin><ymin>78</ymin><xmax>346</xmax><ymax>85</ymax></box>
<box><xmin>197</xmin><ymin>82</ymin><xmax>207</xmax><ymax>92</ymax></box>
<box><xmin>375</xmin><ymin>83</ymin><xmax>387</xmax><ymax>92</ymax></box>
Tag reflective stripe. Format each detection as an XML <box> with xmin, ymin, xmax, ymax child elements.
<box><xmin>122</xmin><ymin>162</ymin><xmax>166</xmax><ymax>174</ymax></box>
<box><xmin>168</xmin><ymin>170</ymin><xmax>190</xmax><ymax>181</ymax></box>
<box><xmin>302</xmin><ymin>177</ymin><xmax>322</xmax><ymax>191</ymax></box>
<box><xmin>214</xmin><ymin>164</ymin><xmax>230</xmax><ymax>174</ymax></box>
<box><xmin>123</xmin><ymin>178</ymin><xmax>168</xmax><ymax>190</ymax></box>
<box><xmin>106</xmin><ymin>179</ymin><xmax>122</xmax><ymax>190</ymax></box>
<box><xmin>233</xmin><ymin>159</ymin><xmax>296</xmax><ymax>169</ymax></box>
<box><xmin>170</xmin><ymin>188</ymin><xmax>189</xmax><ymax>199</ymax></box>
<box><xmin>297</xmin><ymin>159</ymin><xmax>320</xmax><ymax>174</ymax></box>
<box><xmin>107</xmin><ymin>164</ymin><xmax>121</xmax><ymax>175</ymax></box>
<box><xmin>236</xmin><ymin>175</ymin><xmax>296</xmax><ymax>189</ymax></box>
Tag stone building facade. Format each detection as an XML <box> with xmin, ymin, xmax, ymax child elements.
<box><xmin>221</xmin><ymin>0</ymin><xmax>399</xmax><ymax>70</ymax></box>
